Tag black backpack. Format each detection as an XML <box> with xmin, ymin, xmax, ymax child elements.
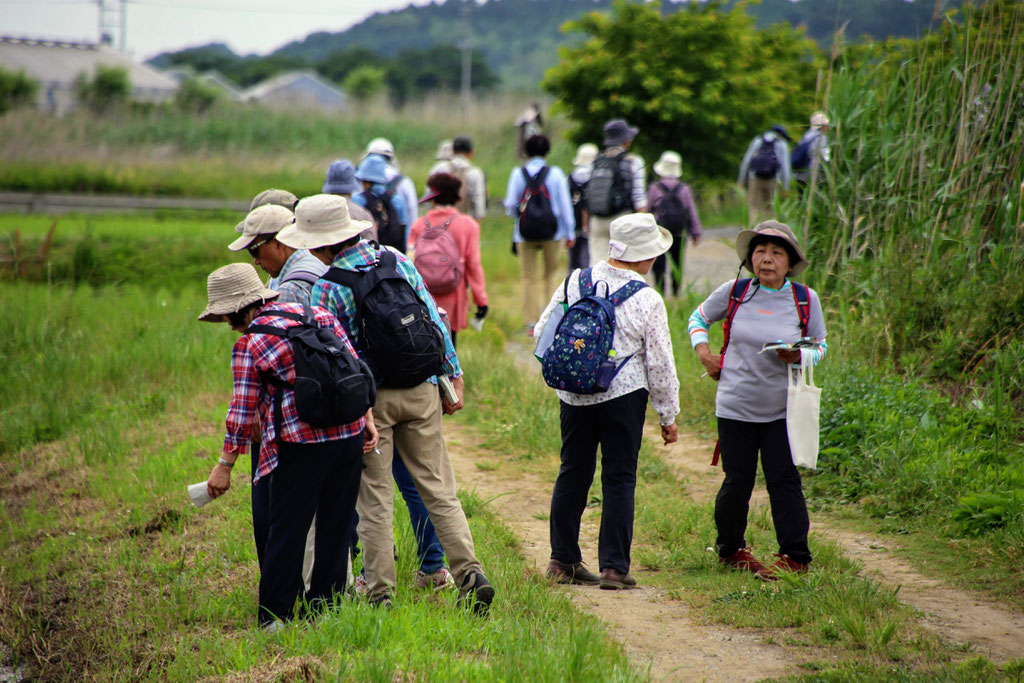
<box><xmin>359</xmin><ymin>178</ymin><xmax>406</xmax><ymax>253</ymax></box>
<box><xmin>322</xmin><ymin>247</ymin><xmax>444</xmax><ymax>389</ymax></box>
<box><xmin>517</xmin><ymin>166</ymin><xmax>559</xmax><ymax>240</ymax></box>
<box><xmin>652</xmin><ymin>181</ymin><xmax>690</xmax><ymax>236</ymax></box>
<box><xmin>749</xmin><ymin>135</ymin><xmax>780</xmax><ymax>179</ymax></box>
<box><xmin>585</xmin><ymin>151</ymin><xmax>630</xmax><ymax>217</ymax></box>
<box><xmin>246</xmin><ymin>304</ymin><xmax>376</xmax><ymax>435</ymax></box>
<box><xmin>568</xmin><ymin>174</ymin><xmax>587</xmax><ymax>237</ymax></box>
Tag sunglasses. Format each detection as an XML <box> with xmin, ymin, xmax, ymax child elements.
<box><xmin>247</xmin><ymin>236</ymin><xmax>275</xmax><ymax>258</ymax></box>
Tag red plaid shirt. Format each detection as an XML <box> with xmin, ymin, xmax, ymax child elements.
<box><xmin>222</xmin><ymin>302</ymin><xmax>367</xmax><ymax>482</ymax></box>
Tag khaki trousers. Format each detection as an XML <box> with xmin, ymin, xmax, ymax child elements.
<box><xmin>519</xmin><ymin>240</ymin><xmax>562</xmax><ymax>325</ymax></box>
<box><xmin>747</xmin><ymin>176</ymin><xmax>776</xmax><ymax>226</ymax></box>
<box><xmin>356</xmin><ymin>382</ymin><xmax>480</xmax><ymax>599</ymax></box>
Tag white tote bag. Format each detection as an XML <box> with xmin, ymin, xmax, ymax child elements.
<box><xmin>786</xmin><ymin>354</ymin><xmax>821</xmax><ymax>469</ymax></box>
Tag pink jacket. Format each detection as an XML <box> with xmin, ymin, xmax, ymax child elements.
<box><xmin>409</xmin><ymin>207</ymin><xmax>488</xmax><ymax>331</ymax></box>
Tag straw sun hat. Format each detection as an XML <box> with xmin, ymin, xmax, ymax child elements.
<box><xmin>734</xmin><ymin>220</ymin><xmax>810</xmax><ymax>277</ymax></box>
<box><xmin>608</xmin><ymin>213</ymin><xmax>673</xmax><ymax>262</ymax></box>
<box><xmin>198</xmin><ymin>263</ymin><xmax>279</xmax><ymax>323</ymax></box>
<box><xmin>275</xmin><ymin>194</ymin><xmax>373</xmax><ymax>251</ymax></box>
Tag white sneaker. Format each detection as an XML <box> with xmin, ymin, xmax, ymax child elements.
<box><xmin>416</xmin><ymin>567</ymin><xmax>456</xmax><ymax>591</ymax></box>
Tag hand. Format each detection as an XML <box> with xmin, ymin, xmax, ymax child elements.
<box><xmin>362</xmin><ymin>409</ymin><xmax>379</xmax><ymax>454</ymax></box>
<box><xmin>697</xmin><ymin>344</ymin><xmax>722</xmax><ymax>381</ymax></box>
<box><xmin>206</xmin><ymin>462</ymin><xmax>232</xmax><ymax>499</ymax></box>
<box><xmin>692</xmin><ymin>235</ymin><xmax>702</xmax><ymax>247</ymax></box>
<box><xmin>565</xmin><ymin>239</ymin><xmax>576</xmax><ymax>249</ymax></box>
<box><xmin>661</xmin><ymin>423</ymin><xmax>678</xmax><ymax>445</ymax></box>
<box><xmin>776</xmin><ymin>349</ymin><xmax>801</xmax><ymax>364</ymax></box>
<box><xmin>474</xmin><ymin>305</ymin><xmax>488</xmax><ymax>321</ymax></box>
<box><xmin>249</xmin><ymin>415</ymin><xmax>261</xmax><ymax>444</ymax></box>
<box><xmin>442</xmin><ymin>375</ymin><xmax>465</xmax><ymax>415</ymax></box>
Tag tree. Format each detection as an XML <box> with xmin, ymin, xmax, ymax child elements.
<box><xmin>173</xmin><ymin>77</ymin><xmax>221</xmax><ymax>113</ymax></box>
<box><xmin>543</xmin><ymin>0</ymin><xmax>822</xmax><ymax>178</ymax></box>
<box><xmin>342</xmin><ymin>65</ymin><xmax>388</xmax><ymax>101</ymax></box>
<box><xmin>74</xmin><ymin>65</ymin><xmax>131</xmax><ymax>112</ymax></box>
<box><xmin>0</xmin><ymin>67</ymin><xmax>38</xmax><ymax>114</ymax></box>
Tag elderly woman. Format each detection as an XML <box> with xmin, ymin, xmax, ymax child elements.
<box><xmin>408</xmin><ymin>172</ymin><xmax>488</xmax><ymax>348</ymax></box>
<box><xmin>688</xmin><ymin>221</ymin><xmax>827</xmax><ymax>579</ymax></box>
<box><xmin>201</xmin><ymin>262</ymin><xmax>378</xmax><ymax>628</ymax></box>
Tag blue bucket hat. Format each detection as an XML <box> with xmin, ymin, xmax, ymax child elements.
<box><xmin>355</xmin><ymin>154</ymin><xmax>390</xmax><ymax>185</ymax></box>
<box><xmin>322</xmin><ymin>159</ymin><xmax>362</xmax><ymax>195</ymax></box>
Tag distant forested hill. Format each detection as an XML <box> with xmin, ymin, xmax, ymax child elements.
<box><xmin>149</xmin><ymin>0</ymin><xmax>968</xmax><ymax>92</ymax></box>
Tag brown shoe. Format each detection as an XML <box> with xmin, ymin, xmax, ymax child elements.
<box><xmin>598</xmin><ymin>568</ymin><xmax>637</xmax><ymax>590</ymax></box>
<box><xmin>546</xmin><ymin>559</ymin><xmax>600</xmax><ymax>586</ymax></box>
<box><xmin>720</xmin><ymin>548</ymin><xmax>773</xmax><ymax>580</ymax></box>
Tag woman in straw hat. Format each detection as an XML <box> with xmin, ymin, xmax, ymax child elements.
<box><xmin>647</xmin><ymin>150</ymin><xmax>703</xmax><ymax>297</ymax></box>
<box><xmin>687</xmin><ymin>221</ymin><xmax>827</xmax><ymax>579</ymax></box>
<box><xmin>534</xmin><ymin>213</ymin><xmax>680</xmax><ymax>590</ymax></box>
<box><xmin>200</xmin><ymin>262</ymin><xmax>378</xmax><ymax>629</ymax></box>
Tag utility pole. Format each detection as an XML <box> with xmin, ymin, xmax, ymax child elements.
<box><xmin>96</xmin><ymin>0</ymin><xmax>126</xmax><ymax>53</ymax></box>
<box><xmin>460</xmin><ymin>1</ymin><xmax>472</xmax><ymax>116</ymax></box>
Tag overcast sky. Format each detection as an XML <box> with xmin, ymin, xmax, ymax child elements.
<box><xmin>4</xmin><ymin>0</ymin><xmax>436</xmax><ymax>62</ymax></box>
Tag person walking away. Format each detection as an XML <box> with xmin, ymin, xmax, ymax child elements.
<box><xmin>322</xmin><ymin>159</ymin><xmax>377</xmax><ymax>241</ymax></box>
<box><xmin>201</xmin><ymin>263</ymin><xmax>378</xmax><ymax>628</ymax></box>
<box><xmin>647</xmin><ymin>151</ymin><xmax>703</xmax><ymax>297</ymax></box>
<box><xmin>276</xmin><ymin>195</ymin><xmax>495</xmax><ymax>612</ymax></box>
<box><xmin>535</xmin><ymin>213</ymin><xmax>679</xmax><ymax>589</ymax></box>
<box><xmin>737</xmin><ymin>125</ymin><xmax>791</xmax><ymax>227</ymax></box>
<box><xmin>502</xmin><ymin>133</ymin><xmax>576</xmax><ymax>335</ymax></box>
<box><xmin>353</xmin><ymin>155</ymin><xmax>409</xmax><ymax>253</ymax></box>
<box><xmin>791</xmin><ymin>112</ymin><xmax>831</xmax><ymax>192</ymax></box>
<box><xmin>585</xmin><ymin>118</ymin><xmax>648</xmax><ymax>267</ymax></box>
<box><xmin>688</xmin><ymin>221</ymin><xmax>827</xmax><ymax>579</ymax></box>
<box><xmin>409</xmin><ymin>172</ymin><xmax>488</xmax><ymax>348</ymax></box>
<box><xmin>429</xmin><ymin>135</ymin><xmax>487</xmax><ymax>220</ymax></box>
<box><xmin>568</xmin><ymin>143</ymin><xmax>598</xmax><ymax>273</ymax></box>
<box><xmin>362</xmin><ymin>138</ymin><xmax>420</xmax><ymax>227</ymax></box>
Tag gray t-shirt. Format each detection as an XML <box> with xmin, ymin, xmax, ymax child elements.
<box><xmin>701</xmin><ymin>280</ymin><xmax>826</xmax><ymax>422</ymax></box>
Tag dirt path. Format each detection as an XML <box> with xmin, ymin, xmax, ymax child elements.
<box><xmin>455</xmin><ymin>227</ymin><xmax>1024</xmax><ymax>677</ymax></box>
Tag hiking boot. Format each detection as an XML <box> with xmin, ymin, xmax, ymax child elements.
<box><xmin>457</xmin><ymin>569</ymin><xmax>495</xmax><ymax>615</ymax></box>
<box><xmin>768</xmin><ymin>554</ymin><xmax>810</xmax><ymax>577</ymax></box>
<box><xmin>720</xmin><ymin>548</ymin><xmax>772</xmax><ymax>580</ymax></box>
<box><xmin>416</xmin><ymin>567</ymin><xmax>456</xmax><ymax>592</ymax></box>
<box><xmin>546</xmin><ymin>559</ymin><xmax>600</xmax><ymax>586</ymax></box>
<box><xmin>598</xmin><ymin>568</ymin><xmax>637</xmax><ymax>590</ymax></box>
<box><xmin>368</xmin><ymin>593</ymin><xmax>393</xmax><ymax>610</ymax></box>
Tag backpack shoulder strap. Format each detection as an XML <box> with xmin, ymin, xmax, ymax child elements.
<box><xmin>720</xmin><ymin>277</ymin><xmax>753</xmax><ymax>359</ymax></box>
<box><xmin>280</xmin><ymin>269</ymin><xmax>322</xmax><ymax>286</ymax></box>
<box><xmin>385</xmin><ymin>175</ymin><xmax>402</xmax><ymax>192</ymax></box>
<box><xmin>578</xmin><ymin>267</ymin><xmax>595</xmax><ymax>297</ymax></box>
<box><xmin>791</xmin><ymin>282</ymin><xmax>811</xmax><ymax>337</ymax></box>
<box><xmin>609</xmin><ymin>279</ymin><xmax>648</xmax><ymax>306</ymax></box>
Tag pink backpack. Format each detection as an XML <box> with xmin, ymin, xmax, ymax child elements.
<box><xmin>413</xmin><ymin>217</ymin><xmax>463</xmax><ymax>295</ymax></box>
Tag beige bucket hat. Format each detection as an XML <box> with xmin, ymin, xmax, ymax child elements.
<box><xmin>275</xmin><ymin>194</ymin><xmax>373</xmax><ymax>251</ymax></box>
<box><xmin>229</xmin><ymin>204</ymin><xmax>296</xmax><ymax>252</ymax></box>
<box><xmin>363</xmin><ymin>137</ymin><xmax>395</xmax><ymax>160</ymax></box>
<box><xmin>735</xmin><ymin>220</ymin><xmax>810</xmax><ymax>277</ymax></box>
<box><xmin>573</xmin><ymin>143</ymin><xmax>599</xmax><ymax>168</ymax></box>
<box><xmin>653</xmin><ymin>151</ymin><xmax>683</xmax><ymax>179</ymax></box>
<box><xmin>198</xmin><ymin>263</ymin><xmax>279</xmax><ymax>322</ymax></box>
<box><xmin>608</xmin><ymin>213</ymin><xmax>673</xmax><ymax>262</ymax></box>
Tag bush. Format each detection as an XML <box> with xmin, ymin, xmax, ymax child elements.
<box><xmin>0</xmin><ymin>66</ymin><xmax>38</xmax><ymax>114</ymax></box>
<box><xmin>74</xmin><ymin>65</ymin><xmax>131</xmax><ymax>112</ymax></box>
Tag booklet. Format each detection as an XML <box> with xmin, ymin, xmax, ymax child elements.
<box><xmin>187</xmin><ymin>481</ymin><xmax>214</xmax><ymax>508</ymax></box>
<box><xmin>438</xmin><ymin>375</ymin><xmax>459</xmax><ymax>405</ymax></box>
<box><xmin>759</xmin><ymin>337</ymin><xmax>821</xmax><ymax>353</ymax></box>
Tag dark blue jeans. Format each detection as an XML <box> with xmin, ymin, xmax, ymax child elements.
<box><xmin>351</xmin><ymin>447</ymin><xmax>446</xmax><ymax>574</ymax></box>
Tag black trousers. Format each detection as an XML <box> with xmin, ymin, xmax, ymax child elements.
<box><xmin>259</xmin><ymin>436</ymin><xmax>363</xmax><ymax>625</ymax></box>
<box><xmin>550</xmin><ymin>389</ymin><xmax>648</xmax><ymax>574</ymax></box>
<box><xmin>715</xmin><ymin>417</ymin><xmax>811</xmax><ymax>564</ymax></box>
<box><xmin>652</xmin><ymin>231</ymin><xmax>684</xmax><ymax>296</ymax></box>
<box><xmin>251</xmin><ymin>441</ymin><xmax>269</xmax><ymax>570</ymax></box>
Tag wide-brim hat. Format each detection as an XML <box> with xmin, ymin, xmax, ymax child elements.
<box><xmin>363</xmin><ymin>137</ymin><xmax>395</xmax><ymax>159</ymax></box>
<box><xmin>228</xmin><ymin>204</ymin><xmax>296</xmax><ymax>252</ymax></box>
<box><xmin>248</xmin><ymin>188</ymin><xmax>297</xmax><ymax>214</ymax></box>
<box><xmin>608</xmin><ymin>213</ymin><xmax>673</xmax><ymax>262</ymax></box>
<box><xmin>198</xmin><ymin>262</ymin><xmax>279</xmax><ymax>322</ymax></box>
<box><xmin>276</xmin><ymin>194</ymin><xmax>372</xmax><ymax>251</ymax></box>
<box><xmin>735</xmin><ymin>220</ymin><xmax>810</xmax><ymax>277</ymax></box>
<box><xmin>355</xmin><ymin>155</ymin><xmax>389</xmax><ymax>184</ymax></box>
<box><xmin>603</xmin><ymin>118</ymin><xmax>638</xmax><ymax>146</ymax></box>
<box><xmin>573</xmin><ymin>142</ymin><xmax>598</xmax><ymax>167</ymax></box>
<box><xmin>653</xmin><ymin>150</ymin><xmax>682</xmax><ymax>179</ymax></box>
<box><xmin>322</xmin><ymin>159</ymin><xmax>362</xmax><ymax>195</ymax></box>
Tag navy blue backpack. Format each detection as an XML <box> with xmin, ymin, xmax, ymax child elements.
<box><xmin>541</xmin><ymin>268</ymin><xmax>647</xmax><ymax>394</ymax></box>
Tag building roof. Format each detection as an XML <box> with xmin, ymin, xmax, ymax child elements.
<box><xmin>241</xmin><ymin>71</ymin><xmax>346</xmax><ymax>104</ymax></box>
<box><xmin>0</xmin><ymin>36</ymin><xmax>178</xmax><ymax>96</ymax></box>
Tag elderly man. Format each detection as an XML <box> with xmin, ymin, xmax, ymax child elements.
<box><xmin>276</xmin><ymin>194</ymin><xmax>495</xmax><ymax>613</ymax></box>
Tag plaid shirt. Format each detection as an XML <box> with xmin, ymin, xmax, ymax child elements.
<box><xmin>310</xmin><ymin>240</ymin><xmax>461</xmax><ymax>382</ymax></box>
<box><xmin>222</xmin><ymin>302</ymin><xmax>366</xmax><ymax>483</ymax></box>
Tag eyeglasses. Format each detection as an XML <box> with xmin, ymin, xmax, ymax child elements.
<box><xmin>247</xmin><ymin>236</ymin><xmax>275</xmax><ymax>258</ymax></box>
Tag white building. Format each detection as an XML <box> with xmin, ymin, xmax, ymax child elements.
<box><xmin>0</xmin><ymin>36</ymin><xmax>179</xmax><ymax>115</ymax></box>
<box><xmin>241</xmin><ymin>71</ymin><xmax>347</xmax><ymax>111</ymax></box>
